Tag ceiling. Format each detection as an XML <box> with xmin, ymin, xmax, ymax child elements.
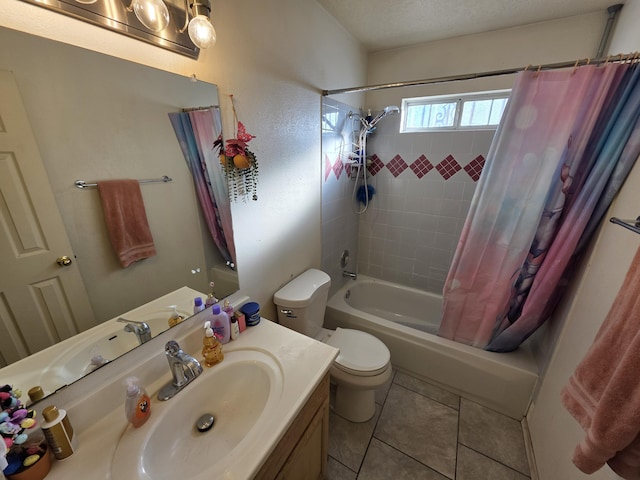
<box><xmin>316</xmin><ymin>0</ymin><xmax>622</xmax><ymax>52</ymax></box>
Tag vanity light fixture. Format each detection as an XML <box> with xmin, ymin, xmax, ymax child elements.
<box><xmin>19</xmin><ymin>0</ymin><xmax>217</xmax><ymax>57</ymax></box>
<box><xmin>127</xmin><ymin>0</ymin><xmax>170</xmax><ymax>32</ymax></box>
<box><xmin>181</xmin><ymin>0</ymin><xmax>217</xmax><ymax>49</ymax></box>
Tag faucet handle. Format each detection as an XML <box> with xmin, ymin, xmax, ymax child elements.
<box><xmin>165</xmin><ymin>340</ymin><xmax>181</xmax><ymax>356</ymax></box>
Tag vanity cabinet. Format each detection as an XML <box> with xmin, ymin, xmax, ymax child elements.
<box><xmin>255</xmin><ymin>373</ymin><xmax>330</xmax><ymax>480</ymax></box>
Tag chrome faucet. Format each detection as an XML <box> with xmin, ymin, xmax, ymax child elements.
<box><xmin>117</xmin><ymin>317</ymin><xmax>152</xmax><ymax>345</ymax></box>
<box><xmin>342</xmin><ymin>270</ymin><xmax>357</xmax><ymax>279</ymax></box>
<box><xmin>158</xmin><ymin>341</ymin><xmax>203</xmax><ymax>401</ymax></box>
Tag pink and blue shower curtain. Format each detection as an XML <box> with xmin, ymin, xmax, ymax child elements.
<box><xmin>169</xmin><ymin>108</ymin><xmax>237</xmax><ymax>267</ymax></box>
<box><xmin>440</xmin><ymin>63</ymin><xmax>640</xmax><ymax>352</ymax></box>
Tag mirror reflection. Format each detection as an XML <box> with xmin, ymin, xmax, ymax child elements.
<box><xmin>0</xmin><ymin>26</ymin><xmax>238</xmax><ymax>399</ymax></box>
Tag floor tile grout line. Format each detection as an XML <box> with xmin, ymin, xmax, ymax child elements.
<box><xmin>355</xmin><ymin>402</ymin><xmax>387</xmax><ymax>475</ymax></box>
<box><xmin>328</xmin><ymin>454</ymin><xmax>358</xmax><ymax>476</ymax></box>
<box><xmin>454</xmin><ymin>395</ymin><xmax>461</xmax><ymax>479</ymax></box>
<box><xmin>457</xmin><ymin>442</ymin><xmax>531</xmax><ymax>478</ymax></box>
<box><xmin>371</xmin><ymin>435</ymin><xmax>456</xmax><ymax>480</ymax></box>
<box><xmin>392</xmin><ymin>382</ymin><xmax>461</xmax><ymax>415</ymax></box>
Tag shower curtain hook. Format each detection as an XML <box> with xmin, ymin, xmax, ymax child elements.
<box><xmin>534</xmin><ymin>64</ymin><xmax>542</xmax><ymax>77</ymax></box>
<box><xmin>572</xmin><ymin>59</ymin><xmax>580</xmax><ymax>75</ymax></box>
<box><xmin>524</xmin><ymin>64</ymin><xmax>531</xmax><ymax>72</ymax></box>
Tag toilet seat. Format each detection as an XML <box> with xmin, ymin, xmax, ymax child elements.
<box><xmin>325</xmin><ymin>328</ymin><xmax>390</xmax><ymax>377</ymax></box>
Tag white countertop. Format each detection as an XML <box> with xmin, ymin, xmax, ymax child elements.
<box><xmin>41</xmin><ymin>318</ymin><xmax>338</xmax><ymax>480</ymax></box>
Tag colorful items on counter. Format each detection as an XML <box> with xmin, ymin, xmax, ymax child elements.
<box><xmin>0</xmin><ymin>384</ymin><xmax>44</xmax><ymax>477</ymax></box>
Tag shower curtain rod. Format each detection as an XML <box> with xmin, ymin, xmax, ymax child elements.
<box><xmin>321</xmin><ymin>52</ymin><xmax>639</xmax><ymax>96</ymax></box>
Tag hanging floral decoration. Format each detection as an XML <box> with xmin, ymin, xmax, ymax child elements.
<box><xmin>216</xmin><ymin>94</ymin><xmax>259</xmax><ymax>201</ymax></box>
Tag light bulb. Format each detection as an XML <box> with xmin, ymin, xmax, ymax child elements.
<box><xmin>130</xmin><ymin>0</ymin><xmax>170</xmax><ymax>32</ymax></box>
<box><xmin>188</xmin><ymin>15</ymin><xmax>216</xmax><ymax>49</ymax></box>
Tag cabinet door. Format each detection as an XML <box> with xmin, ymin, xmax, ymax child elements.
<box><xmin>276</xmin><ymin>399</ymin><xmax>328</xmax><ymax>480</ymax></box>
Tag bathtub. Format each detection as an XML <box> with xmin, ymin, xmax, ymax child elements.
<box><xmin>324</xmin><ymin>275</ymin><xmax>539</xmax><ymax>419</ymax></box>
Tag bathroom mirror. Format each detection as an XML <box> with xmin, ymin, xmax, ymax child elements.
<box><xmin>0</xmin><ymin>26</ymin><xmax>239</xmax><ymax>398</ymax></box>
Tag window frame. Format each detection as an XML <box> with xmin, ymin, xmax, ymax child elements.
<box><xmin>400</xmin><ymin>89</ymin><xmax>511</xmax><ymax>133</ymax></box>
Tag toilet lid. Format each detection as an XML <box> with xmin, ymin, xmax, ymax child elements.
<box><xmin>326</xmin><ymin>328</ymin><xmax>390</xmax><ymax>376</ymax></box>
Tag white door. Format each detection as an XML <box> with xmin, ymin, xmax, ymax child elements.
<box><xmin>0</xmin><ymin>70</ymin><xmax>95</xmax><ymax>367</ymax></box>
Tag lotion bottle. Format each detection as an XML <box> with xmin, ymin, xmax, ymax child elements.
<box><xmin>230</xmin><ymin>315</ymin><xmax>240</xmax><ymax>340</ymax></box>
<box><xmin>40</xmin><ymin>405</ymin><xmax>77</xmax><ymax>460</ymax></box>
<box><xmin>210</xmin><ymin>304</ymin><xmax>230</xmax><ymax>344</ymax></box>
<box><xmin>124</xmin><ymin>377</ymin><xmax>151</xmax><ymax>428</ymax></box>
<box><xmin>193</xmin><ymin>297</ymin><xmax>205</xmax><ymax>314</ymax></box>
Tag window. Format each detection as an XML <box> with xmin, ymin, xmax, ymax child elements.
<box><xmin>400</xmin><ymin>90</ymin><xmax>510</xmax><ymax>133</ymax></box>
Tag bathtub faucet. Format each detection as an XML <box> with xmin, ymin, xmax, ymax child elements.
<box><xmin>343</xmin><ymin>270</ymin><xmax>357</xmax><ymax>279</ymax></box>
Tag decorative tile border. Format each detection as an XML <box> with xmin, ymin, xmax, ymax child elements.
<box><xmin>323</xmin><ymin>153</ymin><xmax>486</xmax><ymax>182</ymax></box>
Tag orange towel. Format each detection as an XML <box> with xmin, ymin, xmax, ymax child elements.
<box><xmin>97</xmin><ymin>180</ymin><xmax>156</xmax><ymax>268</ymax></box>
<box><xmin>561</xmin><ymin>245</ymin><xmax>640</xmax><ymax>479</ymax></box>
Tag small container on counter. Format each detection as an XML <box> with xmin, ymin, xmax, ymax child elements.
<box><xmin>40</xmin><ymin>405</ymin><xmax>77</xmax><ymax>460</ymax></box>
<box><xmin>193</xmin><ymin>297</ymin><xmax>205</xmax><ymax>314</ymax></box>
<box><xmin>230</xmin><ymin>315</ymin><xmax>240</xmax><ymax>340</ymax></box>
<box><xmin>240</xmin><ymin>302</ymin><xmax>261</xmax><ymax>327</ymax></box>
<box><xmin>234</xmin><ymin>311</ymin><xmax>246</xmax><ymax>332</ymax></box>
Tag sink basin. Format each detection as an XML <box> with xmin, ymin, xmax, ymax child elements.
<box><xmin>111</xmin><ymin>349</ymin><xmax>284</xmax><ymax>480</ymax></box>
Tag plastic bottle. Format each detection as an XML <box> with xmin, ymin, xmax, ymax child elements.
<box><xmin>123</xmin><ymin>377</ymin><xmax>151</xmax><ymax>428</ymax></box>
<box><xmin>202</xmin><ymin>321</ymin><xmax>224</xmax><ymax>367</ymax></box>
<box><xmin>40</xmin><ymin>405</ymin><xmax>77</xmax><ymax>460</ymax></box>
<box><xmin>222</xmin><ymin>299</ymin><xmax>234</xmax><ymax>319</ymax></box>
<box><xmin>230</xmin><ymin>315</ymin><xmax>240</xmax><ymax>340</ymax></box>
<box><xmin>194</xmin><ymin>297</ymin><xmax>205</xmax><ymax>314</ymax></box>
<box><xmin>167</xmin><ymin>305</ymin><xmax>184</xmax><ymax>328</ymax></box>
<box><xmin>209</xmin><ymin>304</ymin><xmax>230</xmax><ymax>344</ymax></box>
<box><xmin>205</xmin><ymin>281</ymin><xmax>218</xmax><ymax>307</ymax></box>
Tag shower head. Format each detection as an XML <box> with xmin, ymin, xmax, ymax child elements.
<box><xmin>367</xmin><ymin>105</ymin><xmax>400</xmax><ymax>128</ymax></box>
<box><xmin>383</xmin><ymin>105</ymin><xmax>400</xmax><ymax>115</ymax></box>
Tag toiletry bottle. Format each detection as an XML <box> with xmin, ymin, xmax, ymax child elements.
<box><xmin>27</xmin><ymin>386</ymin><xmax>44</xmax><ymax>404</ymax></box>
<box><xmin>194</xmin><ymin>297</ymin><xmax>205</xmax><ymax>314</ymax></box>
<box><xmin>235</xmin><ymin>310</ymin><xmax>247</xmax><ymax>332</ymax></box>
<box><xmin>205</xmin><ymin>281</ymin><xmax>218</xmax><ymax>307</ymax></box>
<box><xmin>40</xmin><ymin>405</ymin><xmax>77</xmax><ymax>460</ymax></box>
<box><xmin>202</xmin><ymin>321</ymin><xmax>224</xmax><ymax>367</ymax></box>
<box><xmin>222</xmin><ymin>299</ymin><xmax>234</xmax><ymax>319</ymax></box>
<box><xmin>230</xmin><ymin>315</ymin><xmax>240</xmax><ymax>340</ymax></box>
<box><xmin>167</xmin><ymin>305</ymin><xmax>184</xmax><ymax>328</ymax></box>
<box><xmin>124</xmin><ymin>377</ymin><xmax>151</xmax><ymax>428</ymax></box>
<box><xmin>209</xmin><ymin>304</ymin><xmax>230</xmax><ymax>344</ymax></box>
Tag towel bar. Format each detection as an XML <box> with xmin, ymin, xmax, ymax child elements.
<box><xmin>609</xmin><ymin>216</ymin><xmax>640</xmax><ymax>235</ymax></box>
<box><xmin>74</xmin><ymin>176</ymin><xmax>172</xmax><ymax>189</ymax></box>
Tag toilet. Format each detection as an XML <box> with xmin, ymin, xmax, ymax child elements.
<box><xmin>274</xmin><ymin>269</ymin><xmax>391</xmax><ymax>422</ymax></box>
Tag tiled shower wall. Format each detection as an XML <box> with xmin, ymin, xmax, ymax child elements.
<box><xmin>321</xmin><ymin>97</ymin><xmax>361</xmax><ymax>297</ymax></box>
<box><xmin>321</xmin><ymin>99</ymin><xmax>496</xmax><ymax>295</ymax></box>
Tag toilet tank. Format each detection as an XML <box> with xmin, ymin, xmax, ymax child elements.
<box><xmin>273</xmin><ymin>269</ymin><xmax>331</xmax><ymax>338</ymax></box>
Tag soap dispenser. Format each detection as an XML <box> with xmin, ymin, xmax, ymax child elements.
<box><xmin>202</xmin><ymin>321</ymin><xmax>224</xmax><ymax>367</ymax></box>
<box><xmin>123</xmin><ymin>377</ymin><xmax>151</xmax><ymax>428</ymax></box>
<box><xmin>167</xmin><ymin>305</ymin><xmax>184</xmax><ymax>328</ymax></box>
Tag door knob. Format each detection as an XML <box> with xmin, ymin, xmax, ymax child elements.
<box><xmin>56</xmin><ymin>256</ymin><xmax>73</xmax><ymax>267</ymax></box>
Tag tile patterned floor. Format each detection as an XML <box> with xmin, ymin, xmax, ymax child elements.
<box><xmin>327</xmin><ymin>370</ymin><xmax>531</xmax><ymax>480</ymax></box>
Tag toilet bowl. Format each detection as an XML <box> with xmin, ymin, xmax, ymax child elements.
<box><xmin>274</xmin><ymin>269</ymin><xmax>391</xmax><ymax>422</ymax></box>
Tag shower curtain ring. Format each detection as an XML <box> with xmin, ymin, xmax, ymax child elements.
<box><xmin>572</xmin><ymin>59</ymin><xmax>580</xmax><ymax>75</ymax></box>
<box><xmin>534</xmin><ymin>64</ymin><xmax>542</xmax><ymax>77</ymax></box>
